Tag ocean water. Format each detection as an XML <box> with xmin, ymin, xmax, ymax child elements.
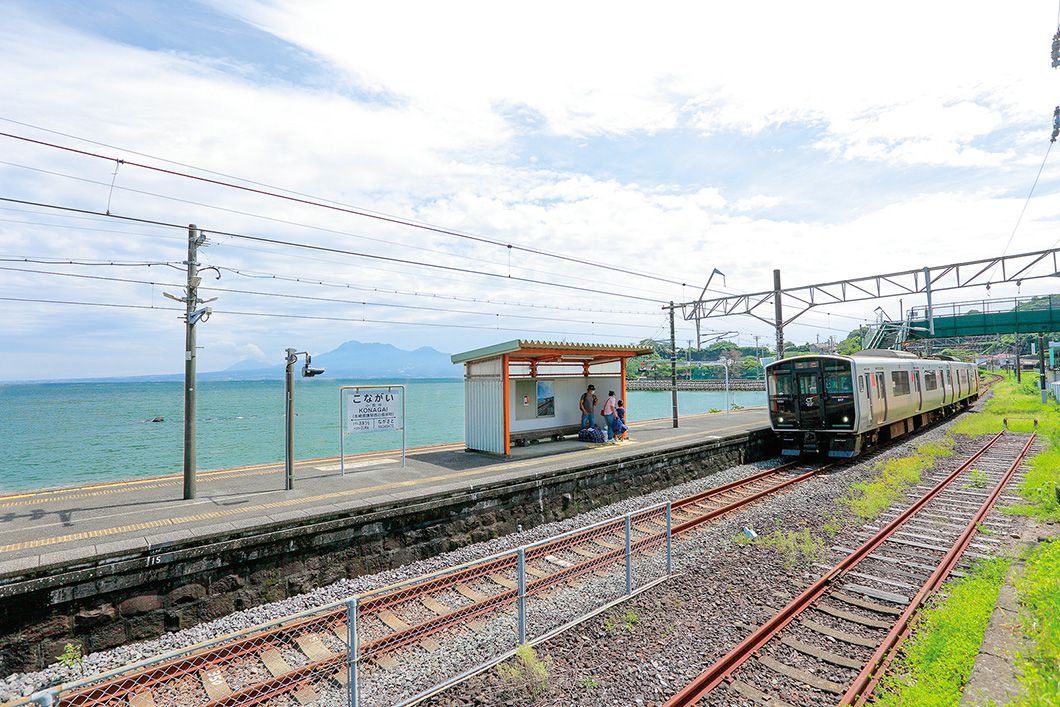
<box><xmin>0</xmin><ymin>379</ymin><xmax>764</xmax><ymax>492</ymax></box>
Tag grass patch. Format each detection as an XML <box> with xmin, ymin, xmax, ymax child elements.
<box><xmin>496</xmin><ymin>644</ymin><xmax>550</xmax><ymax>698</ymax></box>
<box><xmin>874</xmin><ymin>557</ymin><xmax>1011</xmax><ymax>707</ymax></box>
<box><xmin>954</xmin><ymin>374</ymin><xmax>1060</xmax><ymax>522</ymax></box>
<box><xmin>823</xmin><ymin>436</ymin><xmax>955</xmax><ymax>535</ymax></box>
<box><xmin>1012</xmin><ymin>538</ymin><xmax>1060</xmax><ymax>706</ymax></box>
<box><xmin>740</xmin><ymin>528</ymin><xmax>822</xmax><ymax>568</ymax></box>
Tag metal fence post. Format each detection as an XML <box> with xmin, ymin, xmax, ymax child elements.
<box><xmin>517</xmin><ymin>547</ymin><xmax>527</xmax><ymax>644</ymax></box>
<box><xmin>665</xmin><ymin>501</ymin><xmax>673</xmax><ymax>576</ymax></box>
<box><xmin>625</xmin><ymin>513</ymin><xmax>633</xmax><ymax>595</ymax></box>
<box><xmin>347</xmin><ymin>596</ymin><xmax>359</xmax><ymax>707</ymax></box>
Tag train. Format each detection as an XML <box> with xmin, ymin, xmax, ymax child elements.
<box><xmin>765</xmin><ymin>350</ymin><xmax>981</xmax><ymax>458</ymax></box>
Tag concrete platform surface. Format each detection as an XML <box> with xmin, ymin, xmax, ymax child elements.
<box><xmin>0</xmin><ymin>409</ymin><xmax>768</xmax><ymax>571</ymax></box>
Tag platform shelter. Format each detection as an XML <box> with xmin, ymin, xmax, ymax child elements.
<box><xmin>452</xmin><ymin>340</ymin><xmax>653</xmax><ymax>455</ymax></box>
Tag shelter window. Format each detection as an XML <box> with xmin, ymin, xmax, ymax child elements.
<box><xmin>891</xmin><ymin>370</ymin><xmax>911</xmax><ymax>396</ymax></box>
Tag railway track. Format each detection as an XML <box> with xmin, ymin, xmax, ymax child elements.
<box><xmin>34</xmin><ymin>460</ymin><xmax>827</xmax><ymax>707</ymax></box>
<box><xmin>665</xmin><ymin>431</ymin><xmax>1036</xmax><ymax>707</ymax></box>
<box><xmin>21</xmin><ymin>374</ymin><xmax>1006</xmax><ymax>706</ymax></box>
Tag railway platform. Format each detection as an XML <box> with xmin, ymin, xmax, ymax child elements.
<box><xmin>0</xmin><ymin>409</ymin><xmax>767</xmax><ymax>569</ymax></box>
<box><xmin>0</xmin><ymin>408</ymin><xmax>773</xmax><ymax>673</ymax></box>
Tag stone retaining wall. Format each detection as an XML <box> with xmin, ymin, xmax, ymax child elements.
<box><xmin>0</xmin><ymin>430</ymin><xmax>775</xmax><ymax>673</ymax></box>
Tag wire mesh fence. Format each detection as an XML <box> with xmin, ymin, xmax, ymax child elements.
<box><xmin>12</xmin><ymin>503</ymin><xmax>672</xmax><ymax>707</ymax></box>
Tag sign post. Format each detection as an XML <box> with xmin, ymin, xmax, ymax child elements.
<box><xmin>339</xmin><ymin>385</ymin><xmax>406</xmax><ymax>474</ymax></box>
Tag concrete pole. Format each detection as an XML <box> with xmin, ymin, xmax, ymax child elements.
<box><xmin>773</xmin><ymin>269</ymin><xmax>784</xmax><ymax>360</ymax></box>
<box><xmin>670</xmin><ymin>302</ymin><xmax>679</xmax><ymax>428</ymax></box>
<box><xmin>1039</xmin><ymin>333</ymin><xmax>1048</xmax><ymax>403</ymax></box>
<box><xmin>923</xmin><ymin>267</ymin><xmax>934</xmax><ymax>336</ymax></box>
<box><xmin>183</xmin><ymin>225</ymin><xmax>199</xmax><ymax>501</ymax></box>
<box><xmin>285</xmin><ymin>348</ymin><xmax>296</xmax><ymax>491</ymax></box>
<box><xmin>1015</xmin><ymin>335</ymin><xmax>1022</xmax><ymax>383</ymax></box>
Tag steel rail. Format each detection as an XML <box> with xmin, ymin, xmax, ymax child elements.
<box><xmin>663</xmin><ymin>431</ymin><xmax>1006</xmax><ymax>707</ymax></box>
<box><xmin>841</xmin><ymin>433</ymin><xmax>1036</xmax><ymax>705</ymax></box>
<box><xmin>43</xmin><ymin>461</ymin><xmax>804</xmax><ymax>706</ymax></box>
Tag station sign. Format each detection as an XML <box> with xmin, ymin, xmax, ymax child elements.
<box><xmin>344</xmin><ymin>387</ymin><xmax>404</xmax><ymax>433</ymax></box>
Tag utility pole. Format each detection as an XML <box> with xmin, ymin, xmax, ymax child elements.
<box><xmin>773</xmin><ymin>269</ymin><xmax>784</xmax><ymax>360</ymax></box>
<box><xmin>1039</xmin><ymin>333</ymin><xmax>1048</xmax><ymax>403</ymax></box>
<box><xmin>1015</xmin><ymin>335</ymin><xmax>1022</xmax><ymax>383</ymax></box>
<box><xmin>670</xmin><ymin>302</ymin><xmax>678</xmax><ymax>428</ymax></box>
<box><xmin>182</xmin><ymin>225</ymin><xmax>204</xmax><ymax>501</ymax></box>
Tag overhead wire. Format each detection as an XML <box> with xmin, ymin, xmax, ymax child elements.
<box><xmin>0</xmin><ymin>295</ymin><xmax>669</xmax><ymax>341</ymax></box>
<box><xmin>0</xmin><ymin>265</ymin><xmax>669</xmax><ymax>332</ymax></box>
<box><xmin>0</xmin><ymin>127</ymin><xmax>698</xmax><ymax>288</ymax></box>
<box><xmin>0</xmin><ymin>197</ymin><xmax>671</xmax><ymax>304</ymax></box>
<box><xmin>0</xmin><ymin>160</ymin><xmax>672</xmax><ymax>299</ymax></box>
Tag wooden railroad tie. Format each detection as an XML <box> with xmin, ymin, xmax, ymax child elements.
<box><xmin>199</xmin><ymin>666</ymin><xmax>233</xmax><ymax>701</ymax></box>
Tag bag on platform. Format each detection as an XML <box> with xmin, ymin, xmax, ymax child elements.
<box><xmin>578</xmin><ymin>427</ymin><xmax>607</xmax><ymax>443</ymax></box>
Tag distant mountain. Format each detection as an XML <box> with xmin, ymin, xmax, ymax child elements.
<box><xmin>6</xmin><ymin>340</ymin><xmax>460</xmax><ymax>384</ymax></box>
<box><xmin>220</xmin><ymin>340</ymin><xmax>460</xmax><ymax>379</ymax></box>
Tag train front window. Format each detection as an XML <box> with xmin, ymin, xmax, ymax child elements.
<box><xmin>822</xmin><ymin>360</ymin><xmax>855</xmax><ymax>430</ymax></box>
<box><xmin>769</xmin><ymin>370</ymin><xmax>794</xmax><ymax>396</ymax></box>
<box><xmin>824</xmin><ymin>367</ymin><xmax>853</xmax><ymax>393</ymax></box>
<box><xmin>798</xmin><ymin>374</ymin><xmax>819</xmax><ymax>395</ymax></box>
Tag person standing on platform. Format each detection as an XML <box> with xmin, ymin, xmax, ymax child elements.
<box><xmin>601</xmin><ymin>390</ymin><xmax>619</xmax><ymax>443</ymax></box>
<box><xmin>580</xmin><ymin>384</ymin><xmax>597</xmax><ymax>429</ymax></box>
<box><xmin>615</xmin><ymin>399</ymin><xmax>628</xmax><ymax>440</ymax></box>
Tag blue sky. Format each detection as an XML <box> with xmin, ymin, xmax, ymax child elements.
<box><xmin>2</xmin><ymin>1</ymin><xmax>1060</xmax><ymax>380</ymax></box>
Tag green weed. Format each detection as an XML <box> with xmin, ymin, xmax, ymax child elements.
<box><xmin>1012</xmin><ymin>539</ymin><xmax>1060</xmax><ymax>706</ymax></box>
<box><xmin>621</xmin><ymin>610</ymin><xmax>639</xmax><ymax>632</ymax></box>
<box><xmin>56</xmin><ymin>642</ymin><xmax>84</xmax><ymax>675</ymax></box>
<box><xmin>874</xmin><ymin>557</ymin><xmax>1011</xmax><ymax>706</ymax></box>
<box><xmin>580</xmin><ymin>676</ymin><xmax>599</xmax><ymax>690</ymax></box>
<box><xmin>752</xmin><ymin>528</ymin><xmax>822</xmax><ymax>569</ymax></box>
<box><xmin>966</xmin><ymin>468</ymin><xmax>988</xmax><ymax>489</ymax></box>
<box><xmin>496</xmin><ymin>644</ymin><xmax>550</xmax><ymax>697</ymax></box>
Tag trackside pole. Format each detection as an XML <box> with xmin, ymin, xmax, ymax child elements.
<box><xmin>666</xmin><ymin>502</ymin><xmax>673</xmax><ymax>575</ymax></box>
<box><xmin>183</xmin><ymin>224</ymin><xmax>201</xmax><ymax>500</ymax></box>
<box><xmin>625</xmin><ymin>513</ymin><xmax>633</xmax><ymax>595</ymax></box>
<box><xmin>517</xmin><ymin>547</ymin><xmax>527</xmax><ymax>643</ymax></box>
<box><xmin>347</xmin><ymin>596</ymin><xmax>359</xmax><ymax>706</ymax></box>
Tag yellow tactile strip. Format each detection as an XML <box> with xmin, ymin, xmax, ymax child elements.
<box><xmin>0</xmin><ymin>421</ymin><xmax>760</xmax><ymax>557</ymax></box>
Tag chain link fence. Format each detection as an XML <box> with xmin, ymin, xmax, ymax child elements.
<box><xmin>13</xmin><ymin>503</ymin><xmax>672</xmax><ymax>707</ymax></box>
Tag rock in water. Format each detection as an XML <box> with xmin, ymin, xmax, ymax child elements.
<box><xmin>151</xmin><ymin>416</ymin><xmax>164</xmax><ymax>423</ymax></box>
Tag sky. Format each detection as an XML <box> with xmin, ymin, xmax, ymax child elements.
<box><xmin>3</xmin><ymin>1</ymin><xmax>1060</xmax><ymax>380</ymax></box>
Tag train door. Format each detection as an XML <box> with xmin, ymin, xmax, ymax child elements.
<box><xmin>795</xmin><ymin>367</ymin><xmax>823</xmax><ymax>428</ymax></box>
<box><xmin>914</xmin><ymin>369</ymin><xmax>923</xmax><ymax>411</ymax></box>
<box><xmin>878</xmin><ymin>371</ymin><xmax>888</xmax><ymax>421</ymax></box>
<box><xmin>863</xmin><ymin>373</ymin><xmax>874</xmax><ymax>425</ymax></box>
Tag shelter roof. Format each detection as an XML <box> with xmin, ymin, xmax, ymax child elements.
<box><xmin>451</xmin><ymin>339</ymin><xmax>653</xmax><ymax>364</ymax></box>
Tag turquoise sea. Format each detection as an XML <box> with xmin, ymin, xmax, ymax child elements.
<box><xmin>0</xmin><ymin>379</ymin><xmax>765</xmax><ymax>493</ymax></box>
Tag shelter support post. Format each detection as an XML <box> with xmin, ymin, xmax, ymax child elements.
<box><xmin>502</xmin><ymin>353</ymin><xmax>511</xmax><ymax>456</ymax></box>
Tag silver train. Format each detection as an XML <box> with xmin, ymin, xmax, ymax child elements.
<box><xmin>765</xmin><ymin>350</ymin><xmax>980</xmax><ymax>458</ymax></box>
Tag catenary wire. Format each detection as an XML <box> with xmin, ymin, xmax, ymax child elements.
<box><xmin>0</xmin><ymin>196</ymin><xmax>672</xmax><ymax>304</ymax></box>
<box><xmin>0</xmin><ymin>128</ymin><xmax>699</xmax><ymax>288</ymax></box>
<box><xmin>0</xmin><ymin>265</ymin><xmax>673</xmax><ymax>331</ymax></box>
<box><xmin>0</xmin><ymin>159</ymin><xmax>671</xmax><ymax>299</ymax></box>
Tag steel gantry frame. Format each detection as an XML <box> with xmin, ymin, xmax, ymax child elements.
<box><xmin>675</xmin><ymin>246</ymin><xmax>1060</xmax><ymax>359</ymax></box>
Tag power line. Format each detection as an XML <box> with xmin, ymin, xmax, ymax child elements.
<box><xmin>0</xmin><ymin>128</ymin><xmax>696</xmax><ymax>288</ymax></box>
<box><xmin>0</xmin><ymin>265</ymin><xmax>671</xmax><ymax>332</ymax></box>
<box><xmin>0</xmin><ymin>197</ymin><xmax>671</xmax><ymax>304</ymax></box>
<box><xmin>0</xmin><ymin>256</ymin><xmax>183</xmax><ymax>268</ymax></box>
<box><xmin>0</xmin><ymin>295</ymin><xmax>659</xmax><ymax>341</ymax></box>
<box><xmin>0</xmin><ymin>159</ymin><xmax>664</xmax><ymax>299</ymax></box>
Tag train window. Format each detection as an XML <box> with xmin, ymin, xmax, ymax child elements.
<box><xmin>858</xmin><ymin>376</ymin><xmax>865</xmax><ymax>392</ymax></box>
<box><xmin>769</xmin><ymin>371</ymin><xmax>793</xmax><ymax>396</ymax></box>
<box><xmin>798</xmin><ymin>375</ymin><xmax>819</xmax><ymax>395</ymax></box>
<box><xmin>824</xmin><ymin>366</ymin><xmax>853</xmax><ymax>393</ymax></box>
<box><xmin>924</xmin><ymin>371</ymin><xmax>939</xmax><ymax>391</ymax></box>
<box><xmin>913</xmin><ymin>371</ymin><xmax>921</xmax><ymax>392</ymax></box>
<box><xmin>891</xmin><ymin>370</ymin><xmax>911</xmax><ymax>396</ymax></box>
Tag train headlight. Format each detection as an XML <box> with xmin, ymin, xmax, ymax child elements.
<box><xmin>778</xmin><ymin>416</ymin><xmax>784</xmax><ymax>423</ymax></box>
<box><xmin>842</xmin><ymin>416</ymin><xmax>849</xmax><ymax>423</ymax></box>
